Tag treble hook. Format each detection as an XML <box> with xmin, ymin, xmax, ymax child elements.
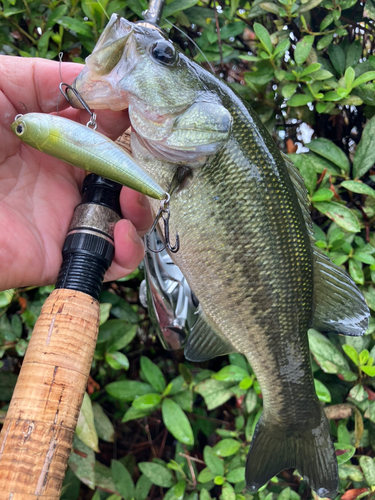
<box><xmin>59</xmin><ymin>82</ymin><xmax>97</xmax><ymax>129</ymax></box>
<box><xmin>147</xmin><ymin>194</ymin><xmax>180</xmax><ymax>254</ymax></box>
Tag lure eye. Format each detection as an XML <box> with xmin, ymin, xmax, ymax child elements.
<box><xmin>16</xmin><ymin>123</ymin><xmax>25</xmax><ymax>135</ymax></box>
<box><xmin>151</xmin><ymin>40</ymin><xmax>176</xmax><ymax>65</ymax></box>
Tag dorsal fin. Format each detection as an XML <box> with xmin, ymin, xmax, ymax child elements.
<box><xmin>282</xmin><ymin>152</ymin><xmax>314</xmax><ymax>237</ymax></box>
<box><xmin>184</xmin><ymin>307</ymin><xmax>235</xmax><ymax>362</ymax></box>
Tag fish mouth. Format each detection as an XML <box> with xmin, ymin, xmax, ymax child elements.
<box><xmin>67</xmin><ymin>14</ymin><xmax>137</xmax><ymax>111</ymax></box>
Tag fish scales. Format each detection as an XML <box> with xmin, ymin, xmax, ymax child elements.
<box><xmin>34</xmin><ymin>14</ymin><xmax>370</xmax><ymax>497</ymax></box>
<box><xmin>150</xmin><ymin>93</ymin><xmax>317</xmax><ymax>425</ymax></box>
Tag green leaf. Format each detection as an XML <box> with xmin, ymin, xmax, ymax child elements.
<box><xmin>135</xmin><ymin>474</ymin><xmax>152</xmax><ymax>500</ymax></box>
<box><xmin>140</xmin><ymin>356</ymin><xmax>166</xmax><ymax>393</ymax></box>
<box><xmin>349</xmin><ymin>258</ymin><xmax>364</xmax><ymax>285</ymax></box>
<box><xmin>258</xmin><ymin>2</ymin><xmax>280</xmax><ymax>14</ymax></box>
<box><xmin>317</xmin><ymin>33</ymin><xmax>334</xmax><ymax>50</ymax></box>
<box><xmin>111</xmin><ymin>460</ymin><xmax>135</xmax><ymax>500</ymax></box>
<box><xmin>162</xmin><ymin>0</ymin><xmax>198</xmax><ymax>17</ymax></box>
<box><xmin>339</xmin><ymin>463</ymin><xmax>365</xmax><ymax>482</ymax></box>
<box><xmin>195</xmin><ymin>379</ymin><xmax>235</xmax><ymax>410</ymax></box>
<box><xmin>198</xmin><ymin>467</ymin><xmax>215</xmax><ymax>483</ymax></box>
<box><xmin>244</xmin><ymin>65</ymin><xmax>274</xmax><ymax>86</ymax></box>
<box><xmin>138</xmin><ymin>462</ymin><xmax>175</xmax><ymax>488</ymax></box>
<box><xmin>298</xmin><ymin>0</ymin><xmax>324</xmax><ymax>12</ymax></box>
<box><xmin>106</xmin><ymin>380</ymin><xmax>154</xmax><ymax>401</ymax></box>
<box><xmin>105</xmin><ymin>351</ymin><xmax>129</xmax><ymax>370</ymax></box>
<box><xmin>311</xmin><ymin>188</ymin><xmax>334</xmax><ymax>202</ymax></box>
<box><xmin>342</xmin><ymin>344</ymin><xmax>360</xmax><ymax>365</ymax></box>
<box><xmin>344</xmin><ymin>66</ymin><xmax>355</xmax><ymax>88</ymax></box>
<box><xmin>56</xmin><ymin>17</ymin><xmax>93</xmax><ymax>37</ymax></box>
<box><xmin>353</xmin><ymin>115</ymin><xmax>375</xmax><ymax>179</ymax></box>
<box><xmin>354</xmin><ymin>252</ymin><xmax>375</xmax><ymax>265</ymax></box>
<box><xmin>294</xmin><ymin>36</ymin><xmax>314</xmax><ymax>65</ymax></box>
<box><xmin>253</xmin><ymin>23</ymin><xmax>273</xmax><ymax>55</ymax></box>
<box><xmin>212</xmin><ymin>365</ymin><xmax>248</xmax><ymax>382</ymax></box>
<box><xmin>220</xmin><ymin>21</ymin><xmax>246</xmax><ymax>40</ymax></box>
<box><xmin>320</xmin><ymin>12</ymin><xmax>334</xmax><ymax>31</ymax></box>
<box><xmin>92</xmin><ymin>402</ymin><xmax>114</xmax><ymax>442</ymax></box>
<box><xmin>307</xmin><ymin>138</ymin><xmax>349</xmax><ymax>171</ymax></box>
<box><xmin>0</xmin><ymin>289</ymin><xmax>15</xmax><ymax>308</ymax></box>
<box><xmin>164</xmin><ymin>480</ymin><xmax>186</xmax><ymax>500</ymax></box>
<box><xmin>360</xmin><ymin>349</ymin><xmax>370</xmax><ymax>365</ymax></box>
<box><xmin>273</xmin><ymin>39</ymin><xmax>290</xmax><ymax>58</ymax></box>
<box><xmin>162</xmin><ymin>398</ymin><xmax>194</xmax><ymax>445</ymax></box>
<box><xmin>213</xmin><ymin>439</ymin><xmax>241</xmax><ymax>457</ymax></box>
<box><xmin>361</xmin><ymin>365</ymin><xmax>375</xmax><ymax>376</ymax></box>
<box><xmin>313</xmin><ymin>201</ymin><xmax>360</xmax><ymax>233</ymax></box>
<box><xmin>352</xmin><ymin>71</ymin><xmax>375</xmax><ymax>88</ymax></box>
<box><xmin>132</xmin><ymin>393</ymin><xmax>162</xmax><ymax>410</ymax></box>
<box><xmin>221</xmin><ymin>483</ymin><xmax>236</xmax><ymax>500</ymax></box>
<box><xmin>122</xmin><ymin>406</ymin><xmax>153</xmax><ymax>423</ymax></box>
<box><xmin>282</xmin><ymin>83</ymin><xmax>298</xmax><ymax>99</ymax></box>
<box><xmin>314</xmin><ymin>379</ymin><xmax>331</xmax><ymax>403</ymax></box>
<box><xmin>68</xmin><ymin>435</ymin><xmax>95</xmax><ymax>489</ymax></box>
<box><xmin>45</xmin><ymin>5</ymin><xmax>68</xmax><ymax>29</ymax></box>
<box><xmin>301</xmin><ymin>62</ymin><xmax>321</xmax><ymax>77</ymax></box>
<box><xmin>311</xmin><ymin>68</ymin><xmax>334</xmax><ymax>80</ymax></box>
<box><xmin>97</xmin><ymin>319</ymin><xmax>136</xmax><ymax>349</ymax></box>
<box><xmin>226</xmin><ymin>467</ymin><xmax>245</xmax><ymax>483</ymax></box>
<box><xmin>359</xmin><ymin>456</ymin><xmax>375</xmax><ymax>486</ymax></box>
<box><xmin>204</xmin><ymin>446</ymin><xmax>224</xmax><ymax>476</ymax></box>
<box><xmin>76</xmin><ymin>393</ymin><xmax>99</xmax><ymax>452</ymax></box>
<box><xmin>328</xmin><ymin>44</ymin><xmax>346</xmax><ymax>76</ymax></box>
<box><xmin>334</xmin><ymin>442</ymin><xmax>356</xmax><ymax>464</ymax></box>
<box><xmin>99</xmin><ymin>303</ymin><xmax>112</xmax><ymax>326</ymax></box>
<box><xmin>287</xmin><ymin>94</ymin><xmax>312</xmax><ymax>107</ymax></box>
<box><xmin>346</xmin><ymin>41</ymin><xmax>362</xmax><ymax>69</ymax></box>
<box><xmin>308</xmin><ymin>329</ymin><xmax>357</xmax><ymax>380</ymax></box>
<box><xmin>342</xmin><ymin>180</ymin><xmax>375</xmax><ymax>198</ymax></box>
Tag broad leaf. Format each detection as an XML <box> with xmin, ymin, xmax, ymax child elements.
<box><xmin>138</xmin><ymin>462</ymin><xmax>175</xmax><ymax>488</ymax></box>
<box><xmin>353</xmin><ymin>115</ymin><xmax>375</xmax><ymax>179</ymax></box>
<box><xmin>162</xmin><ymin>398</ymin><xmax>194</xmax><ymax>445</ymax></box>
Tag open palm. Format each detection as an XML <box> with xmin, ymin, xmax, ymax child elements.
<box><xmin>0</xmin><ymin>56</ymin><xmax>152</xmax><ymax>290</ymax></box>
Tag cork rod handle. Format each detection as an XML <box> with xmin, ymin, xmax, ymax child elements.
<box><xmin>0</xmin><ymin>289</ymin><xmax>100</xmax><ymax>499</ymax></box>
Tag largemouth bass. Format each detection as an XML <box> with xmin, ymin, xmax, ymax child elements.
<box><xmin>11</xmin><ymin>113</ymin><xmax>166</xmax><ymax>200</ymax></box>
<box><xmin>67</xmin><ymin>15</ymin><xmax>370</xmax><ymax>497</ymax></box>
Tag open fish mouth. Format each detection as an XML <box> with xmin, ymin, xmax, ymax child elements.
<box><xmin>68</xmin><ymin>15</ymin><xmax>144</xmax><ymax>111</ymax></box>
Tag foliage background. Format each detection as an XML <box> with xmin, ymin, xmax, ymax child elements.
<box><xmin>1</xmin><ymin>0</ymin><xmax>375</xmax><ymax>499</ymax></box>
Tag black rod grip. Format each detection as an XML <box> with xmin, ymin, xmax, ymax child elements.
<box><xmin>55</xmin><ymin>174</ymin><xmax>122</xmax><ymax>300</ymax></box>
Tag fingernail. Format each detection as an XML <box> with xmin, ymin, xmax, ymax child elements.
<box><xmin>127</xmin><ymin>223</ymin><xmax>143</xmax><ymax>245</ymax></box>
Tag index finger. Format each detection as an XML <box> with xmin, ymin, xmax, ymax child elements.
<box><xmin>0</xmin><ymin>55</ymin><xmax>81</xmax><ymax>114</ymax></box>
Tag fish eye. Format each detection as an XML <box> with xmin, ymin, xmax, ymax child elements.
<box><xmin>16</xmin><ymin>123</ymin><xmax>25</xmax><ymax>135</ymax></box>
<box><xmin>150</xmin><ymin>40</ymin><xmax>176</xmax><ymax>65</ymax></box>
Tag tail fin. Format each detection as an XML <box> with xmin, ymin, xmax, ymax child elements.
<box><xmin>246</xmin><ymin>409</ymin><xmax>338</xmax><ymax>498</ymax></box>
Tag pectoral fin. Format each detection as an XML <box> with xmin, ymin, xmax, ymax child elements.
<box><xmin>184</xmin><ymin>307</ymin><xmax>235</xmax><ymax>362</ymax></box>
<box><xmin>312</xmin><ymin>246</ymin><xmax>370</xmax><ymax>336</ymax></box>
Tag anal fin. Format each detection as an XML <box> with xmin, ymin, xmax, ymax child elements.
<box><xmin>184</xmin><ymin>307</ymin><xmax>235</xmax><ymax>362</ymax></box>
<box><xmin>312</xmin><ymin>246</ymin><xmax>369</xmax><ymax>336</ymax></box>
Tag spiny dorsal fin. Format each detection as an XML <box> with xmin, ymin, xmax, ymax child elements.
<box><xmin>312</xmin><ymin>246</ymin><xmax>369</xmax><ymax>336</ymax></box>
<box><xmin>282</xmin><ymin>152</ymin><xmax>314</xmax><ymax>237</ymax></box>
<box><xmin>184</xmin><ymin>307</ymin><xmax>235</xmax><ymax>362</ymax></box>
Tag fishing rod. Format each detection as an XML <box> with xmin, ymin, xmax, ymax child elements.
<box><xmin>0</xmin><ymin>2</ymin><xmax>166</xmax><ymax>499</ymax></box>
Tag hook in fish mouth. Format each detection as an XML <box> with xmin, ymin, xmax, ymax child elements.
<box><xmin>59</xmin><ymin>83</ymin><xmax>97</xmax><ymax>129</ymax></box>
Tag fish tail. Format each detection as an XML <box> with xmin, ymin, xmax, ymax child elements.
<box><xmin>245</xmin><ymin>408</ymin><xmax>338</xmax><ymax>498</ymax></box>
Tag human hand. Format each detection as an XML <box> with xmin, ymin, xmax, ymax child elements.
<box><xmin>0</xmin><ymin>56</ymin><xmax>152</xmax><ymax>291</ymax></box>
